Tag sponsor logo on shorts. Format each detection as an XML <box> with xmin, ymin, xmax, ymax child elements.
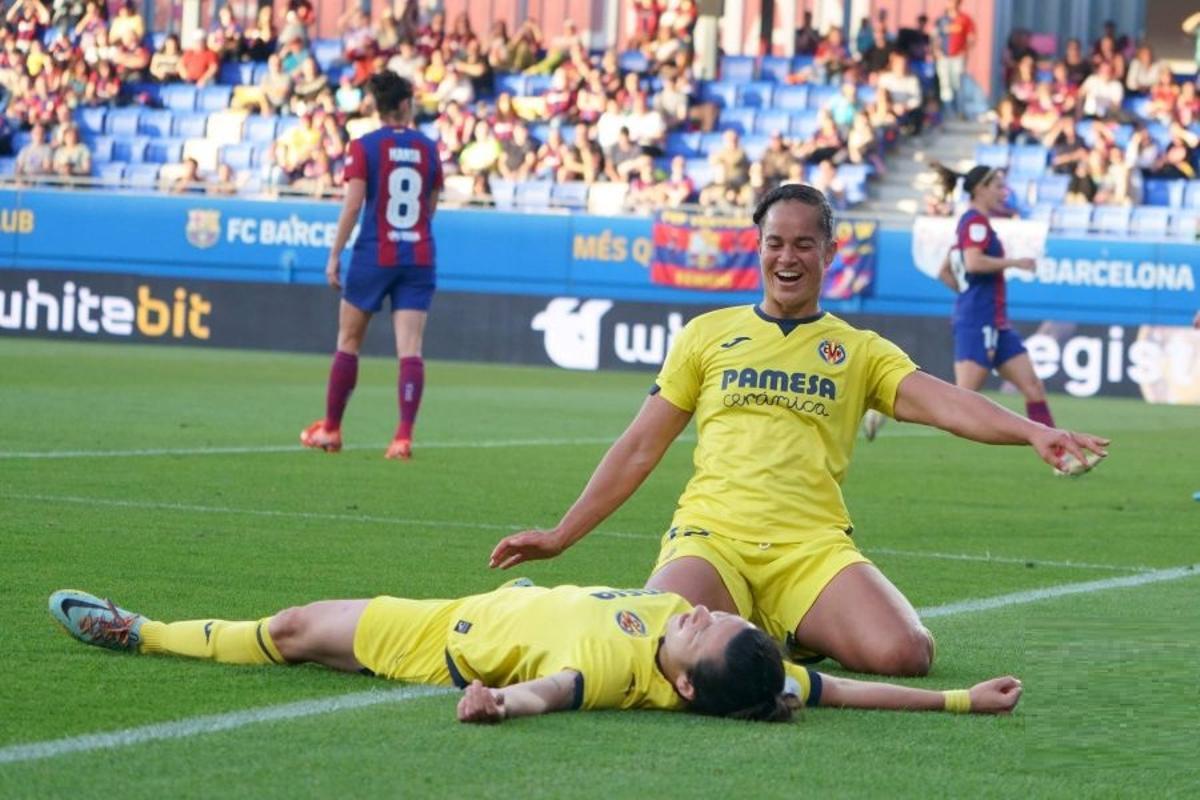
<box><xmin>817</xmin><ymin>339</ymin><xmax>846</xmax><ymax>365</ymax></box>
<box><xmin>185</xmin><ymin>209</ymin><xmax>221</xmax><ymax>249</ymax></box>
<box><xmin>614</xmin><ymin>610</ymin><xmax>648</xmax><ymax>637</ymax></box>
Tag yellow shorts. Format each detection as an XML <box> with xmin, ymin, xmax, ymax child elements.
<box><xmin>352</xmin><ymin>596</ymin><xmax>466</xmax><ymax>685</ymax></box>
<box><xmin>651</xmin><ymin>527</ymin><xmax>870</xmax><ymax>648</ymax></box>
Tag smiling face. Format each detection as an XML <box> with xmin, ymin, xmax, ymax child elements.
<box><xmin>757</xmin><ymin>198</ymin><xmax>834</xmax><ymax>319</ymax></box>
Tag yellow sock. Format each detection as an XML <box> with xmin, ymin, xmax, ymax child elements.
<box><xmin>139</xmin><ymin>618</ymin><xmax>284</xmax><ymax>665</ymax></box>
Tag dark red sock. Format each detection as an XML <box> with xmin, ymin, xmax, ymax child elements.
<box><xmin>324</xmin><ymin>351</ymin><xmax>358</xmax><ymax>431</ymax></box>
<box><xmin>396</xmin><ymin>356</ymin><xmax>425</xmax><ymax>440</ymax></box>
<box><xmin>1026</xmin><ymin>400</ymin><xmax>1054</xmax><ymax>428</ymax></box>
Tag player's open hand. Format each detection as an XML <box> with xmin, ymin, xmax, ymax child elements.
<box><xmin>1030</xmin><ymin>427</ymin><xmax>1109</xmax><ymax>474</ymax></box>
<box><xmin>489</xmin><ymin>529</ymin><xmax>567</xmax><ymax>570</ymax></box>
<box><xmin>457</xmin><ymin>680</ymin><xmax>506</xmax><ymax>724</ymax></box>
<box><xmin>968</xmin><ymin>676</ymin><xmax>1023</xmax><ymax>714</ymax></box>
<box><xmin>325</xmin><ymin>256</ymin><xmax>342</xmax><ymax>290</ymax></box>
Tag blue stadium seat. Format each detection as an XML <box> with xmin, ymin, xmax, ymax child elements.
<box><xmin>524</xmin><ymin>74</ymin><xmax>552</xmax><ymax>95</ymax></box>
<box><xmin>720</xmin><ymin>56</ymin><xmax>757</xmax><ymax>82</ymax></box>
<box><xmin>790</xmin><ymin>112</ymin><xmax>820</xmax><ymax>140</ymax></box>
<box><xmin>975</xmin><ymin>143</ymin><xmax>1010</xmax><ymax>169</ymax></box>
<box><xmin>1124</xmin><ymin>95</ymin><xmax>1152</xmax><ymax>119</ymax></box>
<box><xmin>198</xmin><ymin>85</ymin><xmax>233</xmax><ymax>112</ymax></box>
<box><xmin>1007</xmin><ymin>177</ymin><xmax>1034</xmax><ymax>213</ymax></box>
<box><xmin>792</xmin><ymin>55</ymin><xmax>815</xmax><ymax>71</ymax></box>
<box><xmin>221</xmin><ymin>143</ymin><xmax>255</xmax><ymax>171</ymax></box>
<box><xmin>89</xmin><ymin>135</ymin><xmax>114</xmax><ymax>162</ymax></box>
<box><xmin>417</xmin><ymin>121</ymin><xmax>439</xmax><ymax>141</ymax></box>
<box><xmin>0</xmin><ymin>156</ymin><xmax>15</xmax><ymax>177</ymax></box>
<box><xmin>1053</xmin><ymin>204</ymin><xmax>1092</xmax><ymax>233</ymax></box>
<box><xmin>243</xmin><ymin>115</ymin><xmax>278</xmax><ymax>143</ymax></box>
<box><xmin>551</xmin><ymin>181</ymin><xmax>589</xmax><ymax>210</ymax></box>
<box><xmin>856</xmin><ymin>85</ymin><xmax>877</xmax><ymax>104</ymax></box>
<box><xmin>736</xmin><ymin>81</ymin><xmax>774</xmax><ymax>109</ymax></box>
<box><xmin>684</xmin><ymin>158</ymin><xmax>715</xmax><ymax>188</ymax></box>
<box><xmin>718</xmin><ymin>107</ymin><xmax>756</xmax><ymax>135</ymax></box>
<box><xmin>1034</xmin><ymin>174</ymin><xmax>1069</xmax><ymax>205</ymax></box>
<box><xmin>251</xmin><ymin>143</ymin><xmax>273</xmax><ymax>167</ymax></box>
<box><xmin>755</xmin><ymin>109</ymin><xmax>791</xmax><ymax>136</ymax></box>
<box><xmin>96</xmin><ymin>162</ymin><xmax>125</xmax><ymax>187</ymax></box>
<box><xmin>1170</xmin><ymin>209</ymin><xmax>1198</xmax><ymax>238</ymax></box>
<box><xmin>516</xmin><ymin>180</ymin><xmax>554</xmax><ymax>212</ymax></box>
<box><xmin>1009</xmin><ymin>145</ymin><xmax>1048</xmax><ymax>177</ymax></box>
<box><xmin>251</xmin><ymin>62</ymin><xmax>271</xmax><ymax>84</ymax></box>
<box><xmin>126</xmin><ymin>163</ymin><xmax>161</xmax><ymax>190</ymax></box>
<box><xmin>1146</xmin><ymin>122</ymin><xmax>1173</xmax><ymax>150</ymax></box>
<box><xmin>617</xmin><ymin>50</ymin><xmax>649</xmax><ymax>73</ymax></box>
<box><xmin>1184</xmin><ymin>181</ymin><xmax>1200</xmax><ymax>208</ymax></box>
<box><xmin>218</xmin><ymin>62</ymin><xmax>256</xmax><ymax>86</ymax></box>
<box><xmin>150</xmin><ymin>32</ymin><xmax>166</xmax><ymax>50</ymax></box>
<box><xmin>759</xmin><ymin>56</ymin><xmax>791</xmax><ymax>83</ymax></box>
<box><xmin>772</xmin><ymin>85</ymin><xmax>808</xmax><ymax>111</ymax></box>
<box><xmin>742</xmin><ymin>134</ymin><xmax>769</xmax><ymax>162</ymax></box>
<box><xmin>112</xmin><ymin>136</ymin><xmax>150</xmax><ymax>163</ymax></box>
<box><xmin>665</xmin><ymin>132</ymin><xmax>701</xmax><ymax>157</ymax></box>
<box><xmin>1092</xmin><ymin>205</ymin><xmax>1131</xmax><ymax>235</ymax></box>
<box><xmin>698</xmin><ymin>81</ymin><xmax>738</xmax><ymax>109</ymax></box>
<box><xmin>1111</xmin><ymin>124</ymin><xmax>1134</xmax><ymax>148</ymax></box>
<box><xmin>172</xmin><ymin>112</ymin><xmax>209</xmax><ymax>138</ymax></box>
<box><xmin>74</xmin><ymin>106</ymin><xmax>107</xmax><ymax>137</ymax></box>
<box><xmin>1143</xmin><ymin>179</ymin><xmax>1184</xmax><ymax>208</ymax></box>
<box><xmin>494</xmin><ymin>72</ymin><xmax>526</xmax><ymax>96</ymax></box>
<box><xmin>137</xmin><ymin>109</ymin><xmax>174</xmax><ymax>138</ymax></box>
<box><xmin>103</xmin><ymin>107</ymin><xmax>142</xmax><ymax>137</ymax></box>
<box><xmin>698</xmin><ymin>132</ymin><xmax>724</xmax><ymax>155</ymax></box>
<box><xmin>11</xmin><ymin>130</ymin><xmax>31</xmax><ymax>153</ymax></box>
<box><xmin>1029</xmin><ymin>204</ymin><xmax>1054</xmax><ymax>224</ymax></box>
<box><xmin>144</xmin><ymin>139</ymin><xmax>184</xmax><ymax>164</ymax></box>
<box><xmin>806</xmin><ymin>85</ymin><xmax>838</xmax><ymax>109</ymax></box>
<box><xmin>488</xmin><ymin>177</ymin><xmax>516</xmax><ymax>210</ymax></box>
<box><xmin>160</xmin><ymin>84</ymin><xmax>198</xmax><ymax>112</ymax></box>
<box><xmin>126</xmin><ymin>80</ymin><xmax>161</xmax><ymax>106</ymax></box>
<box><xmin>1130</xmin><ymin>207</ymin><xmax>1170</xmax><ymax>238</ymax></box>
<box><xmin>312</xmin><ymin>38</ymin><xmax>343</xmax><ymax>70</ymax></box>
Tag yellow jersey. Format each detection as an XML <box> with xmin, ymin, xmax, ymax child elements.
<box><xmin>655</xmin><ymin>306</ymin><xmax>918</xmax><ymax>543</ymax></box>
<box><xmin>444</xmin><ymin>584</ymin><xmax>817</xmax><ymax>711</ymax></box>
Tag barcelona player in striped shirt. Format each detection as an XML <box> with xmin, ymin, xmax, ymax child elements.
<box><xmin>302</xmin><ymin>71</ymin><xmax>442</xmax><ymax>460</ymax></box>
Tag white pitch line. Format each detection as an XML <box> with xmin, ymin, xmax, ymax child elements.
<box><xmin>867</xmin><ymin>547</ymin><xmax>1151</xmax><ymax>574</ymax></box>
<box><xmin>1</xmin><ymin>565</ymin><xmax>1196</xmax><ymax>767</ymax></box>
<box><xmin>0</xmin><ymin>436</ymin><xmax>622</xmax><ymax>460</ymax></box>
<box><xmin>0</xmin><ymin>685</ymin><xmax>453</xmax><ymax>767</ymax></box>
<box><xmin>920</xmin><ymin>565</ymin><xmax>1199</xmax><ymax>618</ymax></box>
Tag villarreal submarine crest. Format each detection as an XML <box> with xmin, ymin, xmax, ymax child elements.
<box><xmin>615</xmin><ymin>610</ymin><xmax>648</xmax><ymax>637</ymax></box>
<box><xmin>817</xmin><ymin>339</ymin><xmax>847</xmax><ymax>365</ymax></box>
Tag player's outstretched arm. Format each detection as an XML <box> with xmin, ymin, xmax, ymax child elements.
<box><xmin>489</xmin><ymin>394</ymin><xmax>691</xmax><ymax>569</ymax></box>
<box><xmin>892</xmin><ymin>371</ymin><xmax>1109</xmax><ymax>472</ymax></box>
<box><xmin>816</xmin><ymin>673</ymin><xmax>1022</xmax><ymax>715</ymax></box>
<box><xmin>456</xmin><ymin>671</ymin><xmax>581</xmax><ymax>724</ymax></box>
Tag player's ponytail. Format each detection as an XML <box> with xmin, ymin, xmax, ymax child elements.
<box><xmin>688</xmin><ymin>628</ymin><xmax>794</xmax><ymax>723</ymax></box>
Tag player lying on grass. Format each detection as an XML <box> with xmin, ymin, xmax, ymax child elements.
<box><xmin>50</xmin><ymin>584</ymin><xmax>1020</xmax><ymax>724</ymax></box>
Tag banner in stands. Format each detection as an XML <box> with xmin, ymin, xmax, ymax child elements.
<box><xmin>0</xmin><ymin>189</ymin><xmax>1195</xmax><ymax>326</ymax></box>
<box><xmin>649</xmin><ymin>210</ymin><xmax>760</xmax><ymax>290</ymax></box>
<box><xmin>4</xmin><ymin>270</ymin><xmax>1195</xmax><ymax>403</ymax></box>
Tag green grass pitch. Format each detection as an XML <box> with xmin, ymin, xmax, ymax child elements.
<box><xmin>1</xmin><ymin>338</ymin><xmax>1197</xmax><ymax>798</ymax></box>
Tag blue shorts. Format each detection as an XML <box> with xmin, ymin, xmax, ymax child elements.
<box><xmin>953</xmin><ymin>323</ymin><xmax>1026</xmax><ymax>369</ymax></box>
<box><xmin>343</xmin><ymin>264</ymin><xmax>436</xmax><ymax>313</ymax></box>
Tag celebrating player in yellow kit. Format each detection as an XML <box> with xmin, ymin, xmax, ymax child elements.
<box><xmin>50</xmin><ymin>586</ymin><xmax>1022</xmax><ymax>723</ymax></box>
<box><xmin>490</xmin><ymin>184</ymin><xmax>1109</xmax><ymax>677</ymax></box>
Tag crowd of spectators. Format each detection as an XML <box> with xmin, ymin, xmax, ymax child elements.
<box><xmin>977</xmin><ymin>17</ymin><xmax>1200</xmax><ymax>212</ymax></box>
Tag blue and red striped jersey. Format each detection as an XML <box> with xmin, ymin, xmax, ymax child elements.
<box><xmin>345</xmin><ymin>126</ymin><xmax>443</xmax><ymax>269</ymax></box>
<box><xmin>951</xmin><ymin>208</ymin><xmax>1009</xmax><ymax>329</ymax></box>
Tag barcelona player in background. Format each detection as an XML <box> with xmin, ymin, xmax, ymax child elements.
<box><xmin>301</xmin><ymin>72</ymin><xmax>442</xmax><ymax>460</ymax></box>
<box><xmin>937</xmin><ymin>165</ymin><xmax>1055</xmax><ymax>429</ymax></box>
<box><xmin>491</xmin><ymin>184</ymin><xmax>1108</xmax><ymax>679</ymax></box>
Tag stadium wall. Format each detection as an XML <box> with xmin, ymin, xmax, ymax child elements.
<box><xmin>0</xmin><ymin>188</ymin><xmax>1195</xmax><ymax>326</ymax></box>
<box><xmin>3</xmin><ymin>268</ymin><xmax>1197</xmax><ymax>404</ymax></box>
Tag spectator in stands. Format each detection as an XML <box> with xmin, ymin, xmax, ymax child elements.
<box><xmin>736</xmin><ymin>161</ymin><xmax>770</xmax><ymax>208</ymax></box>
<box><xmin>1048</xmin><ymin>122</ymin><xmax>1088</xmax><ymax>174</ymax></box>
<box><xmin>794</xmin><ymin>11</ymin><xmax>819</xmax><ymax>56</ymax></box>
<box><xmin>274</xmin><ymin>111</ymin><xmax>321</xmax><ymax>182</ymax></box>
<box><xmin>289</xmin><ymin>56</ymin><xmax>328</xmax><ymax>114</ymax></box>
<box><xmin>294</xmin><ymin>147</ymin><xmax>336</xmax><ymax>197</ymax></box>
<box><xmin>1094</xmin><ymin>145</ymin><xmax>1139</xmax><ymax>206</ymax></box>
<box><xmin>458</xmin><ymin>118</ymin><xmax>501</xmax><ymax>177</ymax></box>
<box><xmin>415</xmin><ymin>10</ymin><xmax>445</xmax><ymax>56</ymax></box>
<box><xmin>626</xmin><ymin>92</ymin><xmax>666</xmax><ymax>154</ymax></box>
<box><xmin>624</xmin><ymin>158</ymin><xmax>660</xmax><ymax>213</ymax></box>
<box><xmin>149</xmin><ymin>33</ymin><xmax>182</xmax><ymax>83</ymax></box>
<box><xmin>1124</xmin><ymin>122</ymin><xmax>1160</xmax><ymax>173</ymax></box>
<box><xmin>434</xmin><ymin>99</ymin><xmax>473</xmax><ymax>169</ymax></box>
<box><xmin>431</xmin><ymin>63</ymin><xmax>474</xmax><ymax>113</ymax></box>
<box><xmin>1062</xmin><ymin>38</ymin><xmax>1089</xmax><ymax>86</ymax></box>
<box><xmin>877</xmin><ymin>51</ymin><xmax>922</xmax><ymax>134</ymax></box>
<box><xmin>416</xmin><ymin>47</ymin><xmax>447</xmax><ymax>113</ymax></box>
<box><xmin>84</xmin><ymin>58</ymin><xmax>119</xmax><ymax>104</ymax></box>
<box><xmin>1091</xmin><ymin>32</ymin><xmax>1119</xmax><ymax>73</ymax></box>
<box><xmin>698</xmin><ymin>161</ymin><xmax>737</xmax><ymax>208</ymax></box>
<box><xmin>507</xmin><ymin>18</ymin><xmax>541</xmax><ymax>73</ymax></box>
<box><xmin>661</xmin><ymin>155</ymin><xmax>694</xmax><ymax>207</ymax></box>
<box><xmin>1125</xmin><ymin>44</ymin><xmax>1165</xmax><ymax>95</ymax></box>
<box><xmin>860</xmin><ymin>24</ymin><xmax>890</xmax><ymax>75</ymax></box>
<box><xmin>709</xmin><ymin>128</ymin><xmax>749</xmax><ymax>191</ymax></box>
<box><xmin>543</xmin><ymin>63</ymin><xmax>579</xmax><ymax>119</ymax></box>
<box><xmin>334</xmin><ymin>71</ymin><xmax>362</xmax><ymax>116</ymax></box>
<box><xmin>112</xmin><ymin>29</ymin><xmax>149</xmax><ymax>82</ymax></box>
<box><xmin>758</xmin><ymin>131</ymin><xmax>793</xmax><ymax>188</ymax></box>
<box><xmin>1048</xmin><ymin>61</ymin><xmax>1079</xmax><ymax>116</ymax></box>
<box><xmin>278</xmin><ymin>29</ymin><xmax>309</xmax><ymax>75</ymax></box>
<box><xmin>895</xmin><ymin>13</ymin><xmax>931</xmax><ymax>64</ymax></box>
<box><xmin>1007</xmin><ymin>54</ymin><xmax>1037</xmax><ymax>106</ymax></box>
<box><xmin>827</xmin><ymin>79</ymin><xmax>862</xmax><ymax>130</ymax></box>
<box><xmin>525</xmin><ymin>18</ymin><xmax>579</xmax><ymax>76</ymax></box>
<box><xmin>107</xmin><ymin>1</ymin><xmax>141</xmax><ymax>43</ymax></box>
<box><xmin>813</xmin><ymin>26</ymin><xmax>851</xmax><ymax>85</ymax></box>
<box><xmin>1149</xmin><ymin>123</ymin><xmax>1199</xmax><ymax>180</ymax></box>
<box><xmin>559</xmin><ymin>122</ymin><xmax>603</xmax><ymax>183</ymax></box>
<box><xmin>209</xmin><ymin>5</ymin><xmax>243</xmax><ymax>63</ymax></box>
<box><xmin>660</xmin><ymin>0</ymin><xmax>698</xmax><ymax>42</ymax></box>
<box><xmin>604</xmin><ymin>126</ymin><xmax>642</xmax><ymax>182</ymax></box>
<box><xmin>628</xmin><ymin>0</ymin><xmax>662</xmax><ymax>50</ymax></box>
<box><xmin>387</xmin><ymin>39</ymin><xmax>426</xmax><ymax>83</ymax></box>
<box><xmin>445</xmin><ymin>11</ymin><xmax>479</xmax><ymax>59</ymax></box>
<box><xmin>575</xmin><ymin>70</ymin><xmax>609</xmax><ymax>124</ymax></box>
<box><xmin>1065</xmin><ymin>150</ymin><xmax>1101</xmax><ymax>204</ymax></box>
<box><xmin>810</xmin><ymin>158</ymin><xmax>847</xmax><ymax>209</ymax></box>
<box><xmin>1176</xmin><ymin>81</ymin><xmax>1199</xmax><ymax>125</ymax></box>
<box><xmin>1019</xmin><ymin>84</ymin><xmax>1060</xmax><ymax>142</ymax></box>
<box><xmin>534</xmin><ymin>125</ymin><xmax>570</xmax><ymax>180</ymax></box>
<box><xmin>260</xmin><ymin>52</ymin><xmax>293</xmax><ymax>114</ymax></box>
<box><xmin>1079</xmin><ymin>61</ymin><xmax>1124</xmax><ymax>119</ymax></box>
<box><xmin>645</xmin><ymin>24</ymin><xmax>683</xmax><ymax>74</ymax></box>
<box><xmin>934</xmin><ymin>0</ymin><xmax>975</xmax><ymax>119</ymax></box>
<box><xmin>847</xmin><ymin>110</ymin><xmax>884</xmax><ymax>175</ymax></box>
<box><xmin>374</xmin><ymin>7</ymin><xmax>402</xmax><ymax>54</ymax></box>
<box><xmin>338</xmin><ymin>7</ymin><xmax>376</xmax><ymax>85</ymax></box>
<box><xmin>469</xmin><ymin>172</ymin><xmax>493</xmax><ymax>206</ymax></box>
<box><xmin>454</xmin><ymin>37</ymin><xmax>493</xmax><ymax>98</ymax></box>
<box><xmin>244</xmin><ymin>5</ymin><xmax>276</xmax><ymax>62</ymax></box>
<box><xmin>1146</xmin><ymin>69</ymin><xmax>1180</xmax><ymax>124</ymax></box>
<box><xmin>208</xmin><ymin>162</ymin><xmax>239</xmax><ymax>196</ymax></box>
<box><xmin>9</xmin><ymin>0</ymin><xmax>50</xmax><ymax>52</ymax></box>
<box><xmin>14</xmin><ymin>121</ymin><xmax>52</xmax><ymax>180</ymax></box>
<box><xmin>794</xmin><ymin>110</ymin><xmax>846</xmax><ymax>164</ymax></box>
<box><xmin>278</xmin><ymin>9</ymin><xmax>308</xmax><ymax>51</ymax></box>
<box><xmin>168</xmin><ymin>156</ymin><xmax>205</xmax><ymax>194</ymax></box>
<box><xmin>498</xmin><ymin>120</ymin><xmax>538</xmax><ymax>181</ymax></box>
<box><xmin>1001</xmin><ymin>29</ymin><xmax>1037</xmax><ymax>88</ymax></box>
<box><xmin>72</xmin><ymin>2</ymin><xmax>104</xmax><ymax>55</ymax></box>
<box><xmin>179</xmin><ymin>30</ymin><xmax>219</xmax><ymax>87</ymax></box>
<box><xmin>484</xmin><ymin>19</ymin><xmax>513</xmax><ymax>72</ymax></box>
